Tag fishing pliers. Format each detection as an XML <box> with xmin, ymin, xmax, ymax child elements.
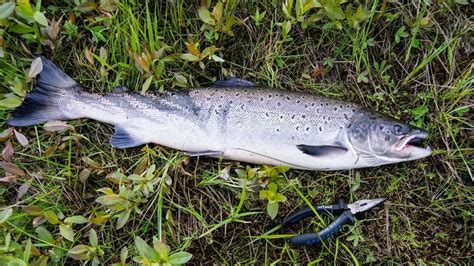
<box><xmin>282</xmin><ymin>198</ymin><xmax>386</xmax><ymax>246</ymax></box>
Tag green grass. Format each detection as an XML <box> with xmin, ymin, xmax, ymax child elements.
<box><xmin>0</xmin><ymin>0</ymin><xmax>473</xmax><ymax>264</ymax></box>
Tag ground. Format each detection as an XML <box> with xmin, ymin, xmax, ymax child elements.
<box><xmin>0</xmin><ymin>0</ymin><xmax>472</xmax><ymax>265</ymax></box>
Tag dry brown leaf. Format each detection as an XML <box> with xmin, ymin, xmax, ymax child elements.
<box><xmin>0</xmin><ymin>176</ymin><xmax>16</xmax><ymax>183</ymax></box>
<box><xmin>32</xmin><ymin>216</ymin><xmax>47</xmax><ymax>227</ymax></box>
<box><xmin>28</xmin><ymin>57</ymin><xmax>43</xmax><ymax>79</ymax></box>
<box><xmin>0</xmin><ymin>128</ymin><xmax>13</xmax><ymax>142</ymax></box>
<box><xmin>0</xmin><ymin>161</ymin><xmax>25</xmax><ymax>176</ymax></box>
<box><xmin>23</xmin><ymin>205</ymin><xmax>43</xmax><ymax>215</ymax></box>
<box><xmin>44</xmin><ymin>120</ymin><xmax>72</xmax><ymax>132</ymax></box>
<box><xmin>2</xmin><ymin>141</ymin><xmax>14</xmax><ymax>162</ymax></box>
<box><xmin>17</xmin><ymin>180</ymin><xmax>32</xmax><ymax>201</ymax></box>
<box><xmin>14</xmin><ymin>129</ymin><xmax>29</xmax><ymax>146</ymax></box>
<box><xmin>79</xmin><ymin>168</ymin><xmax>91</xmax><ymax>183</ymax></box>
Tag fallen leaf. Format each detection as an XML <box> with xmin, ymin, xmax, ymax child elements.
<box><xmin>14</xmin><ymin>129</ymin><xmax>29</xmax><ymax>146</ymax></box>
<box><xmin>44</xmin><ymin>120</ymin><xmax>72</xmax><ymax>132</ymax></box>
<box><xmin>2</xmin><ymin>141</ymin><xmax>14</xmax><ymax>161</ymax></box>
<box><xmin>17</xmin><ymin>180</ymin><xmax>32</xmax><ymax>201</ymax></box>
<box><xmin>0</xmin><ymin>176</ymin><xmax>16</xmax><ymax>183</ymax></box>
<box><xmin>0</xmin><ymin>162</ymin><xmax>25</xmax><ymax>176</ymax></box>
<box><xmin>32</xmin><ymin>216</ymin><xmax>47</xmax><ymax>227</ymax></box>
<box><xmin>28</xmin><ymin>57</ymin><xmax>43</xmax><ymax>79</ymax></box>
<box><xmin>79</xmin><ymin>168</ymin><xmax>91</xmax><ymax>183</ymax></box>
<box><xmin>23</xmin><ymin>205</ymin><xmax>43</xmax><ymax>215</ymax></box>
<box><xmin>0</xmin><ymin>128</ymin><xmax>13</xmax><ymax>141</ymax></box>
<box><xmin>85</xmin><ymin>48</ymin><xmax>95</xmax><ymax>65</ymax></box>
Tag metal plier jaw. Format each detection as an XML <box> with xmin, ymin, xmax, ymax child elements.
<box><xmin>282</xmin><ymin>198</ymin><xmax>385</xmax><ymax>246</ymax></box>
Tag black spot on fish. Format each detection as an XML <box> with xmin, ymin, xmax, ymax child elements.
<box><xmin>291</xmin><ymin>114</ymin><xmax>295</xmax><ymax>119</ymax></box>
<box><xmin>296</xmin><ymin>126</ymin><xmax>300</xmax><ymax>131</ymax></box>
<box><xmin>260</xmin><ymin>98</ymin><xmax>264</xmax><ymax>101</ymax></box>
<box><xmin>207</xmin><ymin>97</ymin><xmax>211</xmax><ymax>101</ymax></box>
<box><xmin>305</xmin><ymin>104</ymin><xmax>308</xmax><ymax>108</ymax></box>
<box><xmin>334</xmin><ymin>107</ymin><xmax>337</xmax><ymax>111</ymax></box>
<box><xmin>236</xmin><ymin>93</ymin><xmax>240</xmax><ymax>96</ymax></box>
<box><xmin>326</xmin><ymin>103</ymin><xmax>329</xmax><ymax>106</ymax></box>
<box><xmin>244</xmin><ymin>89</ymin><xmax>248</xmax><ymax>92</ymax></box>
<box><xmin>268</xmin><ymin>95</ymin><xmax>272</xmax><ymax>98</ymax></box>
<box><xmin>276</xmin><ymin>128</ymin><xmax>280</xmax><ymax>132</ymax></box>
<box><xmin>218</xmin><ymin>104</ymin><xmax>222</xmax><ymax>108</ymax></box>
<box><xmin>340</xmin><ymin>105</ymin><xmax>343</xmax><ymax>108</ymax></box>
<box><xmin>265</xmin><ymin>112</ymin><xmax>269</xmax><ymax>117</ymax></box>
<box><xmin>347</xmin><ymin>123</ymin><xmax>352</xmax><ymax>128</ymax></box>
<box><xmin>240</xmin><ymin>104</ymin><xmax>245</xmax><ymax>110</ymax></box>
<box><xmin>171</xmin><ymin>92</ymin><xmax>176</xmax><ymax>96</ymax></box>
<box><xmin>297</xmin><ymin>100</ymin><xmax>300</xmax><ymax>103</ymax></box>
<box><xmin>280</xmin><ymin>115</ymin><xmax>283</xmax><ymax>119</ymax></box>
<box><xmin>287</xmin><ymin>96</ymin><xmax>291</xmax><ymax>100</ymax></box>
<box><xmin>321</xmin><ymin>103</ymin><xmax>324</xmax><ymax>106</ymax></box>
<box><xmin>344</xmin><ymin>114</ymin><xmax>348</xmax><ymax>119</ymax></box>
<box><xmin>306</xmin><ymin>127</ymin><xmax>310</xmax><ymax>131</ymax></box>
<box><xmin>319</xmin><ymin>126</ymin><xmax>322</xmax><ymax>131</ymax></box>
<box><xmin>311</xmin><ymin>103</ymin><xmax>315</xmax><ymax>106</ymax></box>
<box><xmin>277</xmin><ymin>102</ymin><xmax>281</xmax><ymax>106</ymax></box>
<box><xmin>302</xmin><ymin>115</ymin><xmax>306</xmax><ymax>118</ymax></box>
<box><xmin>328</xmin><ymin>117</ymin><xmax>331</xmax><ymax>121</ymax></box>
<box><xmin>229</xmin><ymin>100</ymin><xmax>233</xmax><ymax>104</ymax></box>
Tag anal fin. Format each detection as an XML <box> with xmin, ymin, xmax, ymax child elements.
<box><xmin>110</xmin><ymin>127</ymin><xmax>147</xmax><ymax>148</ymax></box>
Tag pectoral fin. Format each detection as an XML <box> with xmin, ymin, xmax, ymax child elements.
<box><xmin>212</xmin><ymin>77</ymin><xmax>256</xmax><ymax>88</ymax></box>
<box><xmin>296</xmin><ymin>144</ymin><xmax>348</xmax><ymax>157</ymax></box>
<box><xmin>110</xmin><ymin>127</ymin><xmax>147</xmax><ymax>148</ymax></box>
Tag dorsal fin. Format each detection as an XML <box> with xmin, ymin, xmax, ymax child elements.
<box><xmin>112</xmin><ymin>86</ymin><xmax>129</xmax><ymax>93</ymax></box>
<box><xmin>211</xmin><ymin>77</ymin><xmax>256</xmax><ymax>88</ymax></box>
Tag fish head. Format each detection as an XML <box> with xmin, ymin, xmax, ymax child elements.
<box><xmin>347</xmin><ymin>112</ymin><xmax>432</xmax><ymax>164</ymax></box>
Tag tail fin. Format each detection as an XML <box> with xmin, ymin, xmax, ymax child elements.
<box><xmin>7</xmin><ymin>56</ymin><xmax>82</xmax><ymax>127</ymax></box>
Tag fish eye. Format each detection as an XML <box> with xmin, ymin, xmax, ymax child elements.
<box><xmin>393</xmin><ymin>124</ymin><xmax>403</xmax><ymax>135</ymax></box>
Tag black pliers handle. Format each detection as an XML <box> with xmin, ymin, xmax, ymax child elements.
<box><xmin>282</xmin><ymin>198</ymin><xmax>385</xmax><ymax>246</ymax></box>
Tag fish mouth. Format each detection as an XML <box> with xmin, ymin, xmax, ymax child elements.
<box><xmin>394</xmin><ymin>131</ymin><xmax>432</xmax><ymax>158</ymax></box>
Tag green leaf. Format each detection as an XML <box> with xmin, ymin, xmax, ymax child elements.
<box><xmin>43</xmin><ymin>210</ymin><xmax>59</xmax><ymax>224</ymax></box>
<box><xmin>153</xmin><ymin>237</ymin><xmax>169</xmax><ymax>260</ymax></box>
<box><xmin>33</xmin><ymin>11</ymin><xmax>48</xmax><ymax>26</ymax></box>
<box><xmin>89</xmin><ymin>229</ymin><xmax>98</xmax><ymax>247</ymax></box>
<box><xmin>267</xmin><ymin>202</ymin><xmax>279</xmax><ymax>219</ymax></box>
<box><xmin>64</xmin><ymin>215</ymin><xmax>89</xmax><ymax>224</ymax></box>
<box><xmin>0</xmin><ymin>96</ymin><xmax>22</xmax><ymax>109</ymax></box>
<box><xmin>135</xmin><ymin>237</ymin><xmax>160</xmax><ymax>262</ymax></box>
<box><xmin>0</xmin><ymin>2</ymin><xmax>15</xmax><ymax>20</ymax></box>
<box><xmin>180</xmin><ymin>53</ymin><xmax>200</xmax><ymax>62</ymax></box>
<box><xmin>60</xmin><ymin>224</ymin><xmax>75</xmax><ymax>241</ymax></box>
<box><xmin>15</xmin><ymin>1</ymin><xmax>35</xmax><ymax>23</ymax></box>
<box><xmin>325</xmin><ymin>4</ymin><xmax>345</xmax><ymax>20</ymax></box>
<box><xmin>198</xmin><ymin>7</ymin><xmax>215</xmax><ymax>25</ymax></box>
<box><xmin>68</xmin><ymin>245</ymin><xmax>91</xmax><ymax>261</ymax></box>
<box><xmin>0</xmin><ymin>207</ymin><xmax>13</xmax><ymax>223</ymax></box>
<box><xmin>141</xmin><ymin>75</ymin><xmax>153</xmax><ymax>94</ymax></box>
<box><xmin>36</xmin><ymin>226</ymin><xmax>54</xmax><ymax>244</ymax></box>
<box><xmin>116</xmin><ymin>210</ymin><xmax>130</xmax><ymax>229</ymax></box>
<box><xmin>168</xmin><ymin>252</ymin><xmax>193</xmax><ymax>265</ymax></box>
